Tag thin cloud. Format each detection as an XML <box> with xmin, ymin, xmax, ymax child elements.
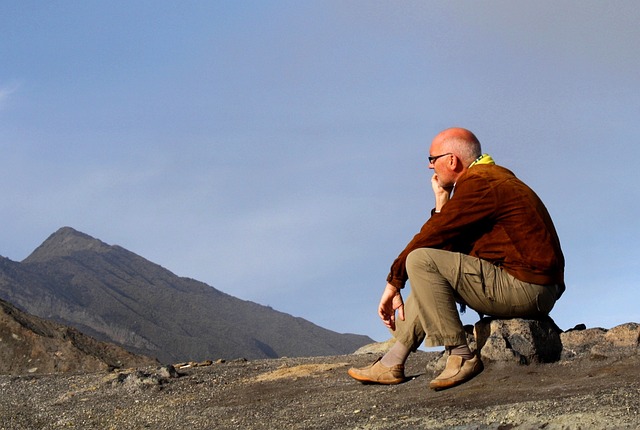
<box><xmin>0</xmin><ymin>82</ymin><xmax>21</xmax><ymax>109</ymax></box>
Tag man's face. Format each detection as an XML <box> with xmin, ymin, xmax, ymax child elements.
<box><xmin>428</xmin><ymin>143</ymin><xmax>455</xmax><ymax>188</ymax></box>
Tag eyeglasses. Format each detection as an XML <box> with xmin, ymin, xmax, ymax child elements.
<box><xmin>428</xmin><ymin>153</ymin><xmax>452</xmax><ymax>164</ymax></box>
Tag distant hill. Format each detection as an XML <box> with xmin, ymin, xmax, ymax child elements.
<box><xmin>0</xmin><ymin>227</ymin><xmax>373</xmax><ymax>363</ymax></box>
<box><xmin>0</xmin><ymin>297</ymin><xmax>158</xmax><ymax>374</ymax></box>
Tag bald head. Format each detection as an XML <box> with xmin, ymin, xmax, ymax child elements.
<box><xmin>432</xmin><ymin>128</ymin><xmax>482</xmax><ymax>166</ymax></box>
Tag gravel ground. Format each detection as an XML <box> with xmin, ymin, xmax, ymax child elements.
<box><xmin>1</xmin><ymin>351</ymin><xmax>639</xmax><ymax>429</ymax></box>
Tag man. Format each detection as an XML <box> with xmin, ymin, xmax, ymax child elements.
<box><xmin>348</xmin><ymin>127</ymin><xmax>565</xmax><ymax>390</ymax></box>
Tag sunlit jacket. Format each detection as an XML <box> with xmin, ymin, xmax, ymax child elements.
<box><xmin>386</xmin><ymin>163</ymin><xmax>565</xmax><ymax>296</ymax></box>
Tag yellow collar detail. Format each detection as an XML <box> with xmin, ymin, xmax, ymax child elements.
<box><xmin>469</xmin><ymin>153</ymin><xmax>495</xmax><ymax>168</ymax></box>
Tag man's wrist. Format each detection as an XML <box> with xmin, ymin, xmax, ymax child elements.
<box><xmin>435</xmin><ymin>196</ymin><xmax>449</xmax><ymax>212</ymax></box>
<box><xmin>386</xmin><ymin>282</ymin><xmax>400</xmax><ymax>293</ymax></box>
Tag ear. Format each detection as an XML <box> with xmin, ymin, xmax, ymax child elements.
<box><xmin>448</xmin><ymin>154</ymin><xmax>459</xmax><ymax>171</ymax></box>
<box><xmin>450</xmin><ymin>155</ymin><xmax>467</xmax><ymax>174</ymax></box>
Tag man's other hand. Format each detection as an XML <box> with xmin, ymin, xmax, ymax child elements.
<box><xmin>378</xmin><ymin>283</ymin><xmax>404</xmax><ymax>331</ymax></box>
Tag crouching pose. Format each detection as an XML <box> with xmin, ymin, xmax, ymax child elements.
<box><xmin>348</xmin><ymin>127</ymin><xmax>565</xmax><ymax>390</ymax></box>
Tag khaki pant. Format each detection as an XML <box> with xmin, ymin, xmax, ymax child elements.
<box><xmin>394</xmin><ymin>248</ymin><xmax>559</xmax><ymax>350</ymax></box>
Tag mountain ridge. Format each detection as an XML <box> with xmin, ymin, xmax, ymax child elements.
<box><xmin>0</xmin><ymin>227</ymin><xmax>373</xmax><ymax>363</ymax></box>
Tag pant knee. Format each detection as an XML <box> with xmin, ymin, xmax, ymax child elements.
<box><xmin>406</xmin><ymin>248</ymin><xmax>438</xmax><ymax>275</ymax></box>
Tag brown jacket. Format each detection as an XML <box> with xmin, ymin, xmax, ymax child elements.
<box><xmin>387</xmin><ymin>164</ymin><xmax>565</xmax><ymax>294</ymax></box>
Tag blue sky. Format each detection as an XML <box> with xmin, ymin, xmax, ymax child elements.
<box><xmin>2</xmin><ymin>1</ymin><xmax>639</xmax><ymax>344</ymax></box>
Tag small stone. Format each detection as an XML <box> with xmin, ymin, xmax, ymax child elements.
<box><xmin>157</xmin><ymin>365</ymin><xmax>179</xmax><ymax>379</ymax></box>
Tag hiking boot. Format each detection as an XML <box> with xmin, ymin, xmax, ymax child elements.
<box><xmin>348</xmin><ymin>358</ymin><xmax>405</xmax><ymax>385</ymax></box>
<box><xmin>429</xmin><ymin>354</ymin><xmax>483</xmax><ymax>391</ymax></box>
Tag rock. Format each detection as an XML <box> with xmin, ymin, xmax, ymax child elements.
<box><xmin>122</xmin><ymin>370</ymin><xmax>163</xmax><ymax>391</ymax></box>
<box><xmin>111</xmin><ymin>367</ymin><xmax>180</xmax><ymax>392</ymax></box>
<box><xmin>353</xmin><ymin>338</ymin><xmax>396</xmax><ymax>355</ymax></box>
<box><xmin>475</xmin><ymin>317</ymin><xmax>562</xmax><ymax>364</ymax></box>
<box><xmin>560</xmin><ymin>327</ymin><xmax>607</xmax><ymax>360</ymax></box>
<box><xmin>560</xmin><ymin>323</ymin><xmax>640</xmax><ymax>360</ymax></box>
<box><xmin>157</xmin><ymin>365</ymin><xmax>179</xmax><ymax>379</ymax></box>
<box><xmin>605</xmin><ymin>322</ymin><xmax>640</xmax><ymax>348</ymax></box>
<box><xmin>565</xmin><ymin>323</ymin><xmax>587</xmax><ymax>332</ymax></box>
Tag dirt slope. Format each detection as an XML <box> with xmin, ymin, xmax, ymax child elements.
<box><xmin>1</xmin><ymin>351</ymin><xmax>638</xmax><ymax>429</ymax></box>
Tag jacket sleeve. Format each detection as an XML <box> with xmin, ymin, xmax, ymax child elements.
<box><xmin>386</xmin><ymin>172</ymin><xmax>497</xmax><ymax>289</ymax></box>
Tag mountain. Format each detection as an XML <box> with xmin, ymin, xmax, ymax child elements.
<box><xmin>0</xmin><ymin>227</ymin><xmax>373</xmax><ymax>363</ymax></box>
<box><xmin>0</xmin><ymin>296</ymin><xmax>158</xmax><ymax>374</ymax></box>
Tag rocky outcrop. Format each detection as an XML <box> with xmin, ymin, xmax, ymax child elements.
<box><xmin>355</xmin><ymin>319</ymin><xmax>640</xmax><ymax>365</ymax></box>
<box><xmin>561</xmin><ymin>322</ymin><xmax>639</xmax><ymax>360</ymax></box>
<box><xmin>476</xmin><ymin>319</ymin><xmax>639</xmax><ymax>363</ymax></box>
<box><xmin>0</xmin><ymin>297</ymin><xmax>158</xmax><ymax>375</ymax></box>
